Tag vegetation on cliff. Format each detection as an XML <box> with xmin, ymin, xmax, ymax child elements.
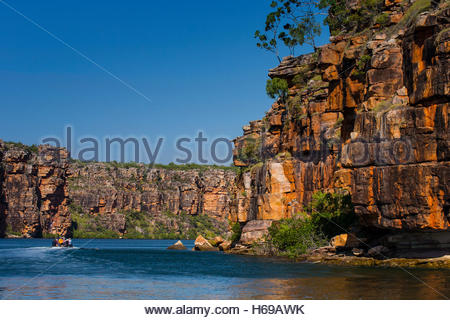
<box><xmin>254</xmin><ymin>0</ymin><xmax>324</xmax><ymax>59</ymax></box>
<box><xmin>266</xmin><ymin>192</ymin><xmax>355</xmax><ymax>258</ymax></box>
<box><xmin>254</xmin><ymin>0</ymin><xmax>391</xmax><ymax>60</ymax></box>
<box><xmin>3</xmin><ymin>141</ymin><xmax>39</xmax><ymax>154</ymax></box>
<box><xmin>123</xmin><ymin>210</ymin><xmax>228</xmax><ymax>240</ymax></box>
<box><xmin>266</xmin><ymin>77</ymin><xmax>289</xmax><ymax>101</ymax></box>
<box><xmin>70</xmin><ymin>203</ymin><xmax>229</xmax><ymax>240</ymax></box>
<box><xmin>230</xmin><ymin>222</ymin><xmax>242</xmax><ymax>243</ymax></box>
<box><xmin>71</xmin><ymin>204</ymin><xmax>122</xmax><ymax>239</ymax></box>
<box><xmin>71</xmin><ymin>159</ymin><xmax>239</xmax><ymax>173</ymax></box>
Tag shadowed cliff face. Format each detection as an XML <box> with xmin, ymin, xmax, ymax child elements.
<box><xmin>232</xmin><ymin>1</ymin><xmax>450</xmax><ymax>241</ymax></box>
<box><xmin>0</xmin><ymin>142</ymin><xmax>70</xmax><ymax>238</ymax></box>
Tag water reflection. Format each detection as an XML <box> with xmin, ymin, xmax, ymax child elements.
<box><xmin>232</xmin><ymin>269</ymin><xmax>449</xmax><ymax>299</ymax></box>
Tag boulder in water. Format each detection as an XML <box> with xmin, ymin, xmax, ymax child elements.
<box><xmin>167</xmin><ymin>240</ymin><xmax>187</xmax><ymax>250</ymax></box>
<box><xmin>194</xmin><ymin>235</ymin><xmax>218</xmax><ymax>251</ymax></box>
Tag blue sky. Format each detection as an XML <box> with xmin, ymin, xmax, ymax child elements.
<box><xmin>0</xmin><ymin>0</ymin><xmax>330</xmax><ymax>164</ymax></box>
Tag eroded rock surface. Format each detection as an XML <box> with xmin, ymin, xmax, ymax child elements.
<box><xmin>0</xmin><ymin>143</ymin><xmax>236</xmax><ymax>238</ymax></box>
<box><xmin>0</xmin><ymin>142</ymin><xmax>70</xmax><ymax>237</ymax></box>
<box><xmin>67</xmin><ymin>163</ymin><xmax>236</xmax><ymax>235</ymax></box>
<box><xmin>232</xmin><ymin>1</ymin><xmax>450</xmax><ymax>244</ymax></box>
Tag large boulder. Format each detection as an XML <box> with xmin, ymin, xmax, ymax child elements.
<box><xmin>218</xmin><ymin>240</ymin><xmax>232</xmax><ymax>251</ymax></box>
<box><xmin>209</xmin><ymin>236</ymin><xmax>224</xmax><ymax>247</ymax></box>
<box><xmin>330</xmin><ymin>233</ymin><xmax>361</xmax><ymax>248</ymax></box>
<box><xmin>240</xmin><ymin>220</ymin><xmax>273</xmax><ymax>245</ymax></box>
<box><xmin>167</xmin><ymin>240</ymin><xmax>187</xmax><ymax>250</ymax></box>
<box><xmin>194</xmin><ymin>235</ymin><xmax>218</xmax><ymax>251</ymax></box>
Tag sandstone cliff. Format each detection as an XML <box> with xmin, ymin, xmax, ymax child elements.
<box><xmin>0</xmin><ymin>141</ymin><xmax>236</xmax><ymax>238</ymax></box>
<box><xmin>67</xmin><ymin>162</ymin><xmax>236</xmax><ymax>237</ymax></box>
<box><xmin>232</xmin><ymin>0</ymin><xmax>449</xmax><ymax>244</ymax></box>
<box><xmin>0</xmin><ymin>142</ymin><xmax>70</xmax><ymax>237</ymax></box>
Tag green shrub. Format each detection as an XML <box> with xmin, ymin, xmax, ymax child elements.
<box><xmin>266</xmin><ymin>191</ymin><xmax>355</xmax><ymax>258</ymax></box>
<box><xmin>69</xmin><ymin>202</ymin><xmax>229</xmax><ymax>240</ymax></box>
<box><xmin>70</xmin><ymin>203</ymin><xmax>121</xmax><ymax>239</ymax></box>
<box><xmin>237</xmin><ymin>137</ymin><xmax>261</xmax><ymax>164</ymax></box>
<box><xmin>322</xmin><ymin>0</ymin><xmax>385</xmax><ymax>35</ymax></box>
<box><xmin>374</xmin><ymin>12</ymin><xmax>390</xmax><ymax>27</ymax></box>
<box><xmin>107</xmin><ymin>161</ymin><xmax>140</xmax><ymax>169</ymax></box>
<box><xmin>352</xmin><ymin>54</ymin><xmax>371</xmax><ymax>78</ymax></box>
<box><xmin>292</xmin><ymin>73</ymin><xmax>307</xmax><ymax>87</ymax></box>
<box><xmin>5</xmin><ymin>225</ymin><xmax>22</xmax><ymax>237</ymax></box>
<box><xmin>266</xmin><ymin>78</ymin><xmax>288</xmax><ymax>101</ymax></box>
<box><xmin>306</xmin><ymin>191</ymin><xmax>355</xmax><ymax>239</ymax></box>
<box><xmin>231</xmin><ymin>222</ymin><xmax>242</xmax><ymax>243</ymax></box>
<box><xmin>71</xmin><ymin>210</ymin><xmax>121</xmax><ymax>239</ymax></box>
<box><xmin>4</xmin><ymin>141</ymin><xmax>39</xmax><ymax>154</ymax></box>
<box><xmin>101</xmin><ymin>161</ymin><xmax>238</xmax><ymax>172</ymax></box>
<box><xmin>399</xmin><ymin>0</ymin><xmax>431</xmax><ymax>28</ymax></box>
<box><xmin>268</xmin><ymin>214</ymin><xmax>328</xmax><ymax>258</ymax></box>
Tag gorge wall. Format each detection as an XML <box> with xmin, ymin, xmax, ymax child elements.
<box><xmin>0</xmin><ymin>141</ymin><xmax>236</xmax><ymax>238</ymax></box>
<box><xmin>0</xmin><ymin>142</ymin><xmax>71</xmax><ymax>237</ymax></box>
<box><xmin>231</xmin><ymin>0</ymin><xmax>449</xmax><ymax>243</ymax></box>
<box><xmin>67</xmin><ymin>162</ymin><xmax>236</xmax><ymax>237</ymax></box>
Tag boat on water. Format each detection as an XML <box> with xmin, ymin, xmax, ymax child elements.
<box><xmin>51</xmin><ymin>238</ymin><xmax>73</xmax><ymax>248</ymax></box>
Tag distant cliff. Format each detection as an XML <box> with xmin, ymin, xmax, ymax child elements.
<box><xmin>67</xmin><ymin>162</ymin><xmax>236</xmax><ymax>238</ymax></box>
<box><xmin>0</xmin><ymin>142</ymin><xmax>236</xmax><ymax>238</ymax></box>
<box><xmin>231</xmin><ymin>0</ymin><xmax>449</xmax><ymax>245</ymax></box>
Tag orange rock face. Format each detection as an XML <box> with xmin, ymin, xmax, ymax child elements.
<box><xmin>232</xmin><ymin>3</ymin><xmax>450</xmax><ymax>238</ymax></box>
<box><xmin>0</xmin><ymin>142</ymin><xmax>237</xmax><ymax>238</ymax></box>
<box><xmin>67</xmin><ymin>163</ymin><xmax>236</xmax><ymax>234</ymax></box>
<box><xmin>0</xmin><ymin>143</ymin><xmax>70</xmax><ymax>237</ymax></box>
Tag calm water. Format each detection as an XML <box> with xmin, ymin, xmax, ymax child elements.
<box><xmin>0</xmin><ymin>239</ymin><xmax>448</xmax><ymax>299</ymax></box>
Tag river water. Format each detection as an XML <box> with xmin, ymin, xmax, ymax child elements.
<box><xmin>0</xmin><ymin>239</ymin><xmax>448</xmax><ymax>299</ymax></box>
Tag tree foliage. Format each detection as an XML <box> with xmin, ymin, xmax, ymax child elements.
<box><xmin>255</xmin><ymin>0</ymin><xmax>325</xmax><ymax>61</ymax></box>
<box><xmin>266</xmin><ymin>77</ymin><xmax>289</xmax><ymax>100</ymax></box>
<box><xmin>255</xmin><ymin>0</ymin><xmax>387</xmax><ymax>58</ymax></box>
<box><xmin>268</xmin><ymin>214</ymin><xmax>328</xmax><ymax>257</ymax></box>
<box><xmin>305</xmin><ymin>191</ymin><xmax>355</xmax><ymax>238</ymax></box>
<box><xmin>267</xmin><ymin>191</ymin><xmax>355</xmax><ymax>257</ymax></box>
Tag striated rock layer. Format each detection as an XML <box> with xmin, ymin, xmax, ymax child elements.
<box><xmin>232</xmin><ymin>1</ymin><xmax>449</xmax><ymax>243</ymax></box>
<box><xmin>0</xmin><ymin>142</ymin><xmax>70</xmax><ymax>237</ymax></box>
<box><xmin>0</xmin><ymin>141</ymin><xmax>236</xmax><ymax>238</ymax></box>
<box><xmin>67</xmin><ymin>163</ymin><xmax>236</xmax><ymax>234</ymax></box>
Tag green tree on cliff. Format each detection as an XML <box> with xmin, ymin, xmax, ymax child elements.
<box><xmin>255</xmin><ymin>0</ymin><xmax>386</xmax><ymax>60</ymax></box>
<box><xmin>254</xmin><ymin>0</ymin><xmax>327</xmax><ymax>61</ymax></box>
<box><xmin>266</xmin><ymin>77</ymin><xmax>289</xmax><ymax>101</ymax></box>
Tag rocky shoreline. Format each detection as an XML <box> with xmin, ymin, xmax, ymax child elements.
<box><xmin>181</xmin><ymin>234</ymin><xmax>450</xmax><ymax>269</ymax></box>
<box><xmin>228</xmin><ymin>246</ymin><xmax>450</xmax><ymax>269</ymax></box>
